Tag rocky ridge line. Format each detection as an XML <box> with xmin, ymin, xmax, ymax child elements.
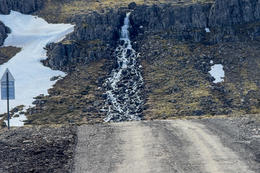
<box><xmin>42</xmin><ymin>0</ymin><xmax>260</xmax><ymax>71</ymax></box>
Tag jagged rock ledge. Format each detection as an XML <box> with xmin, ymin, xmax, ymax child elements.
<box><xmin>45</xmin><ymin>0</ymin><xmax>260</xmax><ymax>71</ymax></box>
<box><xmin>0</xmin><ymin>0</ymin><xmax>43</xmax><ymax>14</ymax></box>
<box><xmin>130</xmin><ymin>0</ymin><xmax>260</xmax><ymax>44</ymax></box>
<box><xmin>44</xmin><ymin>9</ymin><xmax>127</xmax><ymax>71</ymax></box>
<box><xmin>1</xmin><ymin>0</ymin><xmax>259</xmax><ymax>71</ymax></box>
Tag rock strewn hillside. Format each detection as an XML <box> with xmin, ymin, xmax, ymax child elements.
<box><xmin>138</xmin><ymin>35</ymin><xmax>260</xmax><ymax>118</ymax></box>
<box><xmin>0</xmin><ymin>0</ymin><xmax>260</xmax><ymax>124</ymax></box>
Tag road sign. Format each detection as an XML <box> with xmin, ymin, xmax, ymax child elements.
<box><xmin>1</xmin><ymin>69</ymin><xmax>15</xmax><ymax>100</ymax></box>
<box><xmin>1</xmin><ymin>68</ymin><xmax>15</xmax><ymax>130</ymax></box>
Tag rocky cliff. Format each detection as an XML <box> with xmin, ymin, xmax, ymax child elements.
<box><xmin>131</xmin><ymin>0</ymin><xmax>260</xmax><ymax>43</ymax></box>
<box><xmin>1</xmin><ymin>0</ymin><xmax>260</xmax><ymax>69</ymax></box>
<box><xmin>43</xmin><ymin>0</ymin><xmax>260</xmax><ymax>72</ymax></box>
<box><xmin>44</xmin><ymin>9</ymin><xmax>126</xmax><ymax>71</ymax></box>
<box><xmin>0</xmin><ymin>0</ymin><xmax>43</xmax><ymax>14</ymax></box>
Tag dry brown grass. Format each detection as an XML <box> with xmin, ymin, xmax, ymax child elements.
<box><xmin>0</xmin><ymin>46</ymin><xmax>21</xmax><ymax>65</ymax></box>
<box><xmin>36</xmin><ymin>0</ymin><xmax>214</xmax><ymax>22</ymax></box>
<box><xmin>140</xmin><ymin>33</ymin><xmax>260</xmax><ymax>120</ymax></box>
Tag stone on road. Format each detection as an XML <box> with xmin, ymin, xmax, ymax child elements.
<box><xmin>73</xmin><ymin>119</ymin><xmax>259</xmax><ymax>173</ymax></box>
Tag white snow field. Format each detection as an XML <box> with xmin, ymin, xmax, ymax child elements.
<box><xmin>209</xmin><ymin>64</ymin><xmax>225</xmax><ymax>83</ymax></box>
<box><xmin>0</xmin><ymin>11</ymin><xmax>74</xmax><ymax>126</ymax></box>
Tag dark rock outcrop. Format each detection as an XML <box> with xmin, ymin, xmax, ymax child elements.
<box><xmin>130</xmin><ymin>3</ymin><xmax>211</xmax><ymax>41</ymax></box>
<box><xmin>45</xmin><ymin>0</ymin><xmax>260</xmax><ymax>71</ymax></box>
<box><xmin>0</xmin><ymin>21</ymin><xmax>9</xmax><ymax>46</ymax></box>
<box><xmin>0</xmin><ymin>0</ymin><xmax>43</xmax><ymax>14</ymax></box>
<box><xmin>209</xmin><ymin>0</ymin><xmax>260</xmax><ymax>27</ymax></box>
<box><xmin>130</xmin><ymin>0</ymin><xmax>260</xmax><ymax>44</ymax></box>
<box><xmin>45</xmin><ymin>9</ymin><xmax>127</xmax><ymax>71</ymax></box>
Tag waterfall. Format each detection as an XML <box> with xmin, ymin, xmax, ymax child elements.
<box><xmin>103</xmin><ymin>12</ymin><xmax>144</xmax><ymax>122</ymax></box>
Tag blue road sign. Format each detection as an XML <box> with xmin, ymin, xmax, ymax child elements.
<box><xmin>1</xmin><ymin>69</ymin><xmax>15</xmax><ymax>100</ymax></box>
<box><xmin>1</xmin><ymin>81</ymin><xmax>15</xmax><ymax>100</ymax></box>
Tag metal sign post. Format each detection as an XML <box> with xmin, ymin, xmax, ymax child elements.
<box><xmin>6</xmin><ymin>72</ymin><xmax>9</xmax><ymax>129</ymax></box>
<box><xmin>1</xmin><ymin>68</ymin><xmax>15</xmax><ymax>130</ymax></box>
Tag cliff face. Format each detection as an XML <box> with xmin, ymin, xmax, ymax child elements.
<box><xmin>0</xmin><ymin>0</ymin><xmax>43</xmax><ymax>14</ymax></box>
<box><xmin>0</xmin><ymin>0</ymin><xmax>260</xmax><ymax>70</ymax></box>
<box><xmin>130</xmin><ymin>3</ymin><xmax>211</xmax><ymax>42</ymax></box>
<box><xmin>209</xmin><ymin>0</ymin><xmax>260</xmax><ymax>26</ymax></box>
<box><xmin>44</xmin><ymin>9</ymin><xmax>125</xmax><ymax>71</ymax></box>
<box><xmin>131</xmin><ymin>0</ymin><xmax>260</xmax><ymax>43</ymax></box>
<box><xmin>44</xmin><ymin>0</ymin><xmax>260</xmax><ymax>71</ymax></box>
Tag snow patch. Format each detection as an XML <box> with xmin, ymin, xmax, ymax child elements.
<box><xmin>209</xmin><ymin>64</ymin><xmax>225</xmax><ymax>83</ymax></box>
<box><xmin>4</xmin><ymin>114</ymin><xmax>27</xmax><ymax>127</ymax></box>
<box><xmin>205</xmin><ymin>27</ymin><xmax>210</xmax><ymax>33</ymax></box>
<box><xmin>0</xmin><ymin>11</ymin><xmax>74</xmax><ymax>126</ymax></box>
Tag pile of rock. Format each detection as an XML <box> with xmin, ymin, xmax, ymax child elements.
<box><xmin>0</xmin><ymin>125</ymin><xmax>76</xmax><ymax>172</ymax></box>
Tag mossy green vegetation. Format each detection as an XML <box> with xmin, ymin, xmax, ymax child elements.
<box><xmin>139</xmin><ymin>33</ymin><xmax>260</xmax><ymax>119</ymax></box>
<box><xmin>0</xmin><ymin>46</ymin><xmax>21</xmax><ymax>65</ymax></box>
<box><xmin>25</xmin><ymin>59</ymin><xmax>113</xmax><ymax>125</ymax></box>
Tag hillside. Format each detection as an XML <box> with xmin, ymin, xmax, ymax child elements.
<box><xmin>0</xmin><ymin>0</ymin><xmax>259</xmax><ymax>125</ymax></box>
<box><xmin>0</xmin><ymin>1</ymin><xmax>259</xmax><ymax>172</ymax></box>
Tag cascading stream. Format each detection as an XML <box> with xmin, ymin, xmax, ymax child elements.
<box><xmin>103</xmin><ymin>12</ymin><xmax>144</xmax><ymax>122</ymax></box>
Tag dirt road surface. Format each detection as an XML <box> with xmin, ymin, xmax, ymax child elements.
<box><xmin>73</xmin><ymin>118</ymin><xmax>260</xmax><ymax>173</ymax></box>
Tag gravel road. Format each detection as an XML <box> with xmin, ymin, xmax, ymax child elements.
<box><xmin>73</xmin><ymin>117</ymin><xmax>260</xmax><ymax>173</ymax></box>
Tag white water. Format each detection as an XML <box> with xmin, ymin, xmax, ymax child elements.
<box><xmin>104</xmin><ymin>13</ymin><xmax>144</xmax><ymax>122</ymax></box>
<box><xmin>0</xmin><ymin>11</ymin><xmax>74</xmax><ymax>126</ymax></box>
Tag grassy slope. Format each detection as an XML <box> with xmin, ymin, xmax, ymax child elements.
<box><xmin>3</xmin><ymin>0</ymin><xmax>257</xmax><ymax>125</ymax></box>
<box><xmin>25</xmin><ymin>59</ymin><xmax>113</xmax><ymax>125</ymax></box>
<box><xmin>140</xmin><ymin>34</ymin><xmax>260</xmax><ymax>119</ymax></box>
<box><xmin>0</xmin><ymin>46</ymin><xmax>21</xmax><ymax>65</ymax></box>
